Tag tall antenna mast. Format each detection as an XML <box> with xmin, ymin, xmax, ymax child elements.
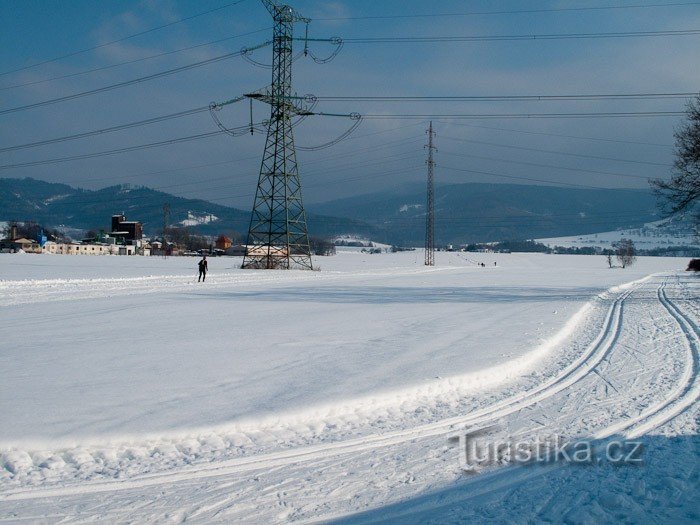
<box><xmin>242</xmin><ymin>1</ymin><xmax>313</xmax><ymax>270</ymax></box>
<box><xmin>425</xmin><ymin>121</ymin><xmax>436</xmax><ymax>266</ymax></box>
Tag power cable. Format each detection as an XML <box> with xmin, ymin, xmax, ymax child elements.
<box><xmin>315</xmin><ymin>2</ymin><xmax>700</xmax><ymax>21</ymax></box>
<box><xmin>0</xmin><ymin>106</ymin><xmax>210</xmax><ymax>153</ymax></box>
<box><xmin>0</xmin><ymin>130</ymin><xmax>232</xmax><ymax>170</ymax></box>
<box><xmin>1</xmin><ymin>91</ymin><xmax>684</xmax><ymax>153</ymax></box>
<box><xmin>361</xmin><ymin>111</ymin><xmax>685</xmax><ymax>119</ymax></box>
<box><xmin>436</xmin><ymin>121</ymin><xmax>674</xmax><ymax>148</ymax></box>
<box><xmin>312</xmin><ymin>92</ymin><xmax>696</xmax><ymax>102</ymax></box>
<box><xmin>0</xmin><ymin>0</ymin><xmax>250</xmax><ymax>77</ymax></box>
<box><xmin>0</xmin><ymin>28</ymin><xmax>271</xmax><ymax>92</ymax></box>
<box><xmin>11</xmin><ymin>125</ymin><xmax>423</xmax><ymax>189</ymax></box>
<box><xmin>438</xmin><ymin>150</ymin><xmax>652</xmax><ymax>181</ymax></box>
<box><xmin>343</xmin><ymin>29</ymin><xmax>700</xmax><ymax>44</ymax></box>
<box><xmin>439</xmin><ymin>135</ymin><xmax>671</xmax><ymax>167</ymax></box>
<box><xmin>0</xmin><ymin>42</ymin><xmax>271</xmax><ymax>116</ymax></box>
<box><xmin>440</xmin><ymin>165</ymin><xmax>630</xmax><ymax>190</ymax></box>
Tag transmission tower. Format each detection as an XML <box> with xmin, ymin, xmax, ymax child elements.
<box><xmin>162</xmin><ymin>202</ymin><xmax>170</xmax><ymax>259</ymax></box>
<box><xmin>210</xmin><ymin>1</ymin><xmax>359</xmax><ymax>269</ymax></box>
<box><xmin>425</xmin><ymin>121</ymin><xmax>436</xmax><ymax>266</ymax></box>
<box><xmin>239</xmin><ymin>1</ymin><xmax>315</xmax><ymax>270</ymax></box>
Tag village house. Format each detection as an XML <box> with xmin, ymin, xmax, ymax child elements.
<box><xmin>215</xmin><ymin>235</ymin><xmax>233</xmax><ymax>250</ymax></box>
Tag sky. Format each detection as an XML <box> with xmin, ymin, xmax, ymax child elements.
<box><xmin>0</xmin><ymin>0</ymin><xmax>699</xmax><ymax>209</ymax></box>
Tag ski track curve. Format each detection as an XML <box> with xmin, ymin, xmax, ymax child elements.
<box><xmin>330</xmin><ymin>275</ymin><xmax>700</xmax><ymax>524</ymax></box>
<box><xmin>0</xmin><ymin>275</ymin><xmax>654</xmax><ymax>501</ymax></box>
<box><xmin>0</xmin><ymin>272</ymin><xmax>696</xmax><ymax>524</ymax></box>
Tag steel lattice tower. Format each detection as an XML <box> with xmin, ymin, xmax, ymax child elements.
<box><xmin>242</xmin><ymin>1</ymin><xmax>313</xmax><ymax>270</ymax></box>
<box><xmin>425</xmin><ymin>121</ymin><xmax>436</xmax><ymax>266</ymax></box>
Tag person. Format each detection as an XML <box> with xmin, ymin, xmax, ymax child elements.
<box><xmin>198</xmin><ymin>255</ymin><xmax>208</xmax><ymax>282</ymax></box>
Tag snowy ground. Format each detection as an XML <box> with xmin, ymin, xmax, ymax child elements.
<box><xmin>0</xmin><ymin>250</ymin><xmax>697</xmax><ymax>523</ymax></box>
<box><xmin>538</xmin><ymin>220</ymin><xmax>699</xmax><ymax>251</ymax></box>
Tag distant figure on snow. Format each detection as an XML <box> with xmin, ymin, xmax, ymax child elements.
<box><xmin>198</xmin><ymin>255</ymin><xmax>208</xmax><ymax>282</ymax></box>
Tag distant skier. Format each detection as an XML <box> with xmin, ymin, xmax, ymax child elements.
<box><xmin>198</xmin><ymin>255</ymin><xmax>208</xmax><ymax>282</ymax></box>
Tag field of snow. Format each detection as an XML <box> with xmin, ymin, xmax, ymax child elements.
<box><xmin>0</xmin><ymin>250</ymin><xmax>697</xmax><ymax>522</ymax></box>
<box><xmin>539</xmin><ymin>221</ymin><xmax>699</xmax><ymax>251</ymax></box>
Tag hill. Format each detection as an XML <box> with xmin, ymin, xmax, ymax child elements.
<box><xmin>310</xmin><ymin>182</ymin><xmax>661</xmax><ymax>245</ymax></box>
<box><xmin>1</xmin><ymin>178</ymin><xmax>667</xmax><ymax>245</ymax></box>
<box><xmin>0</xmin><ymin>178</ymin><xmax>376</xmax><ymax>240</ymax></box>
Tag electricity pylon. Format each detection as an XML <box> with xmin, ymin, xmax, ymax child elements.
<box><xmin>210</xmin><ymin>1</ymin><xmax>359</xmax><ymax>269</ymax></box>
<box><xmin>425</xmin><ymin>121</ymin><xmax>436</xmax><ymax>266</ymax></box>
<box><xmin>241</xmin><ymin>1</ymin><xmax>314</xmax><ymax>270</ymax></box>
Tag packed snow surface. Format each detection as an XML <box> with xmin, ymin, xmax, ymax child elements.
<box><xmin>0</xmin><ymin>251</ymin><xmax>683</xmax><ymax>443</ymax></box>
<box><xmin>0</xmin><ymin>250</ymin><xmax>697</xmax><ymax>523</ymax></box>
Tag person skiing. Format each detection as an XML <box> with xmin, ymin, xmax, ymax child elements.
<box><xmin>198</xmin><ymin>255</ymin><xmax>208</xmax><ymax>282</ymax></box>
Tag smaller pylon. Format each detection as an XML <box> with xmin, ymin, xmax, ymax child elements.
<box><xmin>425</xmin><ymin>121</ymin><xmax>436</xmax><ymax>266</ymax></box>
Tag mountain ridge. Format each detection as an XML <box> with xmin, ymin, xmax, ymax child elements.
<box><xmin>311</xmin><ymin>182</ymin><xmax>660</xmax><ymax>245</ymax></box>
<box><xmin>1</xmin><ymin>177</ymin><xmax>663</xmax><ymax>244</ymax></box>
<box><xmin>0</xmin><ymin>178</ymin><xmax>376</xmax><ymax>240</ymax></box>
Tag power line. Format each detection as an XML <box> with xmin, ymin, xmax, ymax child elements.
<box><xmin>437</xmin><ymin>121</ymin><xmax>674</xmax><ymax>148</ymax></box>
<box><xmin>0</xmin><ymin>130</ymin><xmax>234</xmax><ymax>170</ymax></box>
<box><xmin>1</xmin><ymin>93</ymin><xmax>684</xmax><ymax>153</ymax></box>
<box><xmin>0</xmin><ymin>28</ymin><xmax>271</xmax><ymax>92</ymax></box>
<box><xmin>35</xmin><ymin>164</ymin><xmax>425</xmax><ymax>211</ymax></box>
<box><xmin>440</xmin><ymin>165</ymin><xmax>632</xmax><ymax>190</ymax></box>
<box><xmin>0</xmin><ymin>42</ymin><xmax>271</xmax><ymax>117</ymax></box>
<box><xmin>0</xmin><ymin>0</ymin><xmax>250</xmax><ymax>77</ymax></box>
<box><xmin>315</xmin><ymin>2</ymin><xmax>700</xmax><ymax>21</ymax></box>
<box><xmin>0</xmin><ymin>107</ymin><xmax>210</xmax><ymax>153</ymax></box>
<box><xmin>439</xmin><ymin>135</ymin><xmax>671</xmax><ymax>167</ymax></box>
<box><xmin>438</xmin><ymin>150</ymin><xmax>652</xmax><ymax>181</ymax></box>
<box><xmin>0</xmin><ymin>112</ymin><xmax>672</xmax><ymax>173</ymax></box>
<box><xmin>312</xmin><ymin>92</ymin><xmax>696</xmax><ymax>102</ymax></box>
<box><xmin>343</xmin><ymin>29</ymin><xmax>700</xmax><ymax>44</ymax></box>
<box><xmin>2</xmin><ymin>125</ymin><xmax>422</xmax><ymax>186</ymax></box>
<box><xmin>362</xmin><ymin>111</ymin><xmax>685</xmax><ymax>120</ymax></box>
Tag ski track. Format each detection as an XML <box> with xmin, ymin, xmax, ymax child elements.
<box><xmin>318</xmin><ymin>274</ymin><xmax>699</xmax><ymax>525</ymax></box>
<box><xmin>0</xmin><ymin>273</ymin><xmax>635</xmax><ymax>494</ymax></box>
<box><xmin>0</xmin><ymin>272</ymin><xmax>698</xmax><ymax>523</ymax></box>
<box><xmin>0</xmin><ymin>266</ymin><xmax>456</xmax><ymax>308</ymax></box>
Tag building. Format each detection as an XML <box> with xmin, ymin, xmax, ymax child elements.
<box><xmin>0</xmin><ymin>224</ymin><xmax>43</xmax><ymax>252</ymax></box>
<box><xmin>215</xmin><ymin>235</ymin><xmax>233</xmax><ymax>250</ymax></box>
<box><xmin>111</xmin><ymin>214</ymin><xmax>143</xmax><ymax>242</ymax></box>
<box><xmin>225</xmin><ymin>244</ymin><xmax>247</xmax><ymax>256</ymax></box>
<box><xmin>0</xmin><ymin>237</ymin><xmax>42</xmax><ymax>253</ymax></box>
<box><xmin>43</xmin><ymin>242</ymin><xmax>117</xmax><ymax>255</ymax></box>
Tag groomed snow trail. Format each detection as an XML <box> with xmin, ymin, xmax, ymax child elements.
<box><xmin>1</xmin><ymin>271</ymin><xmax>697</xmax><ymax>523</ymax></box>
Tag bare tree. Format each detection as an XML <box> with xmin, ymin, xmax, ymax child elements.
<box><xmin>310</xmin><ymin>237</ymin><xmax>336</xmax><ymax>256</ymax></box>
<box><xmin>614</xmin><ymin>238</ymin><xmax>637</xmax><ymax>268</ymax></box>
<box><xmin>606</xmin><ymin>253</ymin><xmax>613</xmax><ymax>268</ymax></box>
<box><xmin>651</xmin><ymin>95</ymin><xmax>700</xmax><ymax>223</ymax></box>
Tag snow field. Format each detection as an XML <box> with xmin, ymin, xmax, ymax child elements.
<box><xmin>0</xmin><ymin>251</ymin><xmax>697</xmax><ymax>522</ymax></box>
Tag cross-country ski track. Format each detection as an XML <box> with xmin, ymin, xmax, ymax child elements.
<box><xmin>1</xmin><ymin>266</ymin><xmax>697</xmax><ymax>523</ymax></box>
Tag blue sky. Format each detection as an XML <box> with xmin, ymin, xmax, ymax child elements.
<box><xmin>1</xmin><ymin>0</ymin><xmax>699</xmax><ymax>208</ymax></box>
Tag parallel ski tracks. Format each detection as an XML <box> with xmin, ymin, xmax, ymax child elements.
<box><xmin>1</xmin><ymin>277</ymin><xmax>653</xmax><ymax>501</ymax></box>
<box><xmin>351</xmin><ymin>276</ymin><xmax>700</xmax><ymax>522</ymax></box>
<box><xmin>610</xmin><ymin>276</ymin><xmax>699</xmax><ymax>439</ymax></box>
<box><xmin>2</xmin><ymin>275</ymin><xmax>697</xmax><ymax>507</ymax></box>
